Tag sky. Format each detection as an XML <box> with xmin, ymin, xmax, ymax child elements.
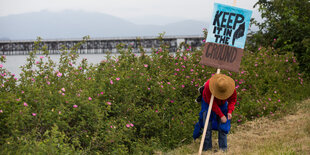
<box><xmin>0</xmin><ymin>0</ymin><xmax>260</xmax><ymax>25</ymax></box>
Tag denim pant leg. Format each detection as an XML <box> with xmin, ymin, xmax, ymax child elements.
<box><xmin>218</xmin><ymin>120</ymin><xmax>227</xmax><ymax>150</ymax></box>
<box><xmin>203</xmin><ymin>111</ymin><xmax>212</xmax><ymax>151</ymax></box>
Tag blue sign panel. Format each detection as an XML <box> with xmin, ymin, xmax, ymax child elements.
<box><xmin>206</xmin><ymin>3</ymin><xmax>252</xmax><ymax>49</ymax></box>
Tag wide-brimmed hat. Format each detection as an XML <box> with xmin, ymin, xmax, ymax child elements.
<box><xmin>209</xmin><ymin>74</ymin><xmax>235</xmax><ymax>100</ymax></box>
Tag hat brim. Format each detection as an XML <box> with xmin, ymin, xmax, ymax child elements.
<box><xmin>209</xmin><ymin>74</ymin><xmax>235</xmax><ymax>100</ymax></box>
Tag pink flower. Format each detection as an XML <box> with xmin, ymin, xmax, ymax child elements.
<box><xmin>88</xmin><ymin>97</ymin><xmax>92</xmax><ymax>101</ymax></box>
<box><xmin>274</xmin><ymin>91</ymin><xmax>277</xmax><ymax>94</ymax></box>
<box><xmin>278</xmin><ymin>99</ymin><xmax>281</xmax><ymax>102</ymax></box>
<box><xmin>21</xmin><ymin>91</ymin><xmax>24</xmax><ymax>94</ymax></box>
<box><xmin>238</xmin><ymin>119</ymin><xmax>241</xmax><ymax>122</ymax></box>
<box><xmin>181</xmin><ymin>85</ymin><xmax>185</xmax><ymax>88</ymax></box>
<box><xmin>268</xmin><ymin>98</ymin><xmax>271</xmax><ymax>101</ymax></box>
<box><xmin>110</xmin><ymin>125</ymin><xmax>113</xmax><ymax>128</ymax></box>
<box><xmin>101</xmin><ymin>92</ymin><xmax>104</xmax><ymax>95</ymax></box>
<box><xmin>144</xmin><ymin>64</ymin><xmax>148</xmax><ymax>68</ymax></box>
<box><xmin>176</xmin><ymin>69</ymin><xmax>180</xmax><ymax>71</ymax></box>
<box><xmin>155</xmin><ymin>109</ymin><xmax>158</xmax><ymax>113</ymax></box>
<box><xmin>62</xmin><ymin>93</ymin><xmax>65</xmax><ymax>96</ymax></box>
<box><xmin>110</xmin><ymin>80</ymin><xmax>113</xmax><ymax>84</ymax></box>
<box><xmin>69</xmin><ymin>62</ymin><xmax>73</xmax><ymax>66</ymax></box>
<box><xmin>126</xmin><ymin>124</ymin><xmax>130</xmax><ymax>128</ymax></box>
<box><xmin>107</xmin><ymin>102</ymin><xmax>111</xmax><ymax>105</ymax></box>
<box><xmin>16</xmin><ymin>99</ymin><xmax>20</xmax><ymax>101</ymax></box>
<box><xmin>147</xmin><ymin>88</ymin><xmax>150</xmax><ymax>90</ymax></box>
<box><xmin>116</xmin><ymin>77</ymin><xmax>120</xmax><ymax>81</ymax></box>
<box><xmin>73</xmin><ymin>105</ymin><xmax>78</xmax><ymax>108</ymax></box>
<box><xmin>0</xmin><ymin>110</ymin><xmax>2</xmax><ymax>113</ymax></box>
<box><xmin>0</xmin><ymin>64</ymin><xmax>3</xmax><ymax>68</ymax></box>
<box><xmin>190</xmin><ymin>69</ymin><xmax>194</xmax><ymax>72</ymax></box>
<box><xmin>79</xmin><ymin>67</ymin><xmax>83</xmax><ymax>70</ymax></box>
<box><xmin>130</xmin><ymin>123</ymin><xmax>134</xmax><ymax>127</ymax></box>
<box><xmin>57</xmin><ymin>72</ymin><xmax>62</xmax><ymax>77</ymax></box>
<box><xmin>161</xmin><ymin>85</ymin><xmax>163</xmax><ymax>88</ymax></box>
<box><xmin>23</xmin><ymin>102</ymin><xmax>28</xmax><ymax>107</ymax></box>
<box><xmin>32</xmin><ymin>113</ymin><xmax>37</xmax><ymax>116</ymax></box>
<box><xmin>36</xmin><ymin>61</ymin><xmax>39</xmax><ymax>64</ymax></box>
<box><xmin>61</xmin><ymin>88</ymin><xmax>65</xmax><ymax>92</ymax></box>
<box><xmin>47</xmin><ymin>81</ymin><xmax>50</xmax><ymax>85</ymax></box>
<box><xmin>167</xmin><ymin>82</ymin><xmax>171</xmax><ymax>85</ymax></box>
<box><xmin>170</xmin><ymin>100</ymin><xmax>174</xmax><ymax>103</ymax></box>
<box><xmin>255</xmin><ymin>64</ymin><xmax>258</xmax><ymax>67</ymax></box>
<box><xmin>40</xmin><ymin>56</ymin><xmax>44</xmax><ymax>59</ymax></box>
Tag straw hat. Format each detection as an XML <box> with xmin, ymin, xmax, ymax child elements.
<box><xmin>209</xmin><ymin>74</ymin><xmax>235</xmax><ymax>100</ymax></box>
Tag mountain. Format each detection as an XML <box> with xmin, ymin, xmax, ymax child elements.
<box><xmin>0</xmin><ymin>10</ymin><xmax>208</xmax><ymax>40</ymax></box>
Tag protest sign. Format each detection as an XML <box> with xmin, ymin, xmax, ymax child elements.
<box><xmin>200</xmin><ymin>3</ymin><xmax>252</xmax><ymax>72</ymax></box>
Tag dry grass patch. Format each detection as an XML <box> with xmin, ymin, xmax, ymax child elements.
<box><xmin>162</xmin><ymin>99</ymin><xmax>310</xmax><ymax>155</ymax></box>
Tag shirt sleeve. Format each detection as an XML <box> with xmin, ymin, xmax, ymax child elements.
<box><xmin>227</xmin><ymin>89</ymin><xmax>237</xmax><ymax>114</ymax></box>
<box><xmin>203</xmin><ymin>80</ymin><xmax>225</xmax><ymax>118</ymax></box>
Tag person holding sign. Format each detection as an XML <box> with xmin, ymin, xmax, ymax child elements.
<box><xmin>196</xmin><ymin>3</ymin><xmax>251</xmax><ymax>154</ymax></box>
<box><xmin>193</xmin><ymin>73</ymin><xmax>236</xmax><ymax>151</ymax></box>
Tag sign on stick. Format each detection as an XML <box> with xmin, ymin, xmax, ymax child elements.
<box><xmin>200</xmin><ymin>3</ymin><xmax>252</xmax><ymax>72</ymax></box>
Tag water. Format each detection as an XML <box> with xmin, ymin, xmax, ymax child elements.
<box><xmin>2</xmin><ymin>54</ymin><xmax>123</xmax><ymax>78</ymax></box>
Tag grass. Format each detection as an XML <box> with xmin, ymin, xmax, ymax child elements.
<box><xmin>160</xmin><ymin>99</ymin><xmax>310</xmax><ymax>155</ymax></box>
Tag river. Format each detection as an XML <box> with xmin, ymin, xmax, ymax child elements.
<box><xmin>2</xmin><ymin>54</ymin><xmax>123</xmax><ymax>78</ymax></box>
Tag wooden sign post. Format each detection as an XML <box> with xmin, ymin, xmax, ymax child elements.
<box><xmin>198</xmin><ymin>2</ymin><xmax>252</xmax><ymax>155</ymax></box>
<box><xmin>198</xmin><ymin>68</ymin><xmax>220</xmax><ymax>155</ymax></box>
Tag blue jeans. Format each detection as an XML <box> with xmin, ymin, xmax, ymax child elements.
<box><xmin>203</xmin><ymin>111</ymin><xmax>227</xmax><ymax>151</ymax></box>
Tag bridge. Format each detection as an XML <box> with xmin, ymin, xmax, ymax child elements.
<box><xmin>0</xmin><ymin>35</ymin><xmax>205</xmax><ymax>55</ymax></box>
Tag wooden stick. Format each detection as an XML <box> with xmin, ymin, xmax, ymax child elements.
<box><xmin>198</xmin><ymin>68</ymin><xmax>221</xmax><ymax>155</ymax></box>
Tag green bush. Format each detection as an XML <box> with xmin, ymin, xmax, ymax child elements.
<box><xmin>250</xmin><ymin>0</ymin><xmax>310</xmax><ymax>75</ymax></box>
<box><xmin>0</xmin><ymin>38</ymin><xmax>309</xmax><ymax>154</ymax></box>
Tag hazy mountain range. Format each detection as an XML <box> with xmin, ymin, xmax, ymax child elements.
<box><xmin>0</xmin><ymin>10</ymin><xmax>208</xmax><ymax>40</ymax></box>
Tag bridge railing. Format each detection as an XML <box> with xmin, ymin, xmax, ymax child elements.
<box><xmin>0</xmin><ymin>35</ymin><xmax>206</xmax><ymax>55</ymax></box>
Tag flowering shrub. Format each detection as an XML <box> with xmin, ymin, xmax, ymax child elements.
<box><xmin>0</xmin><ymin>38</ymin><xmax>309</xmax><ymax>154</ymax></box>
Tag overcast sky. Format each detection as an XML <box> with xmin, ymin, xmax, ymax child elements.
<box><xmin>0</xmin><ymin>0</ymin><xmax>260</xmax><ymax>24</ymax></box>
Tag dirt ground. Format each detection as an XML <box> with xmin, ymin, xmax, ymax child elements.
<box><xmin>163</xmin><ymin>99</ymin><xmax>310</xmax><ymax>155</ymax></box>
